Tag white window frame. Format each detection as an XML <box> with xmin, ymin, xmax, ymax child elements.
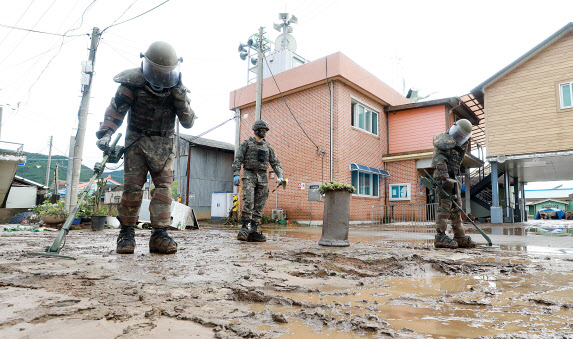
<box><xmin>351</xmin><ymin>170</ymin><xmax>379</xmax><ymax>198</ymax></box>
<box><xmin>389</xmin><ymin>183</ymin><xmax>411</xmax><ymax>201</ymax></box>
<box><xmin>559</xmin><ymin>81</ymin><xmax>573</xmax><ymax>109</ymax></box>
<box><xmin>351</xmin><ymin>98</ymin><xmax>379</xmax><ymax>136</ymax></box>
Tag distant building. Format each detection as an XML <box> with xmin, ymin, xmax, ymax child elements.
<box><xmin>229</xmin><ymin>52</ymin><xmax>483</xmax><ymax>223</ymax></box>
<box><xmin>175</xmin><ymin>135</ymin><xmax>235</xmax><ymax>220</ymax></box>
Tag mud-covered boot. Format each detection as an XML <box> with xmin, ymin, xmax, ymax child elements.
<box><xmin>247</xmin><ymin>221</ymin><xmax>266</xmax><ymax>242</ymax></box>
<box><xmin>237</xmin><ymin>218</ymin><xmax>250</xmax><ymax>241</ymax></box>
<box><xmin>149</xmin><ymin>228</ymin><xmax>178</xmax><ymax>254</ymax></box>
<box><xmin>435</xmin><ymin>231</ymin><xmax>458</xmax><ymax>249</ymax></box>
<box><xmin>454</xmin><ymin>235</ymin><xmax>476</xmax><ymax>248</ymax></box>
<box><xmin>116</xmin><ymin>225</ymin><xmax>136</xmax><ymax>254</ymax></box>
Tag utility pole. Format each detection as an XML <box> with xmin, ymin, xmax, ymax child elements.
<box><xmin>45</xmin><ymin>136</ymin><xmax>53</xmax><ymax>187</ymax></box>
<box><xmin>176</xmin><ymin>117</ymin><xmax>181</xmax><ymax>202</ymax></box>
<box><xmin>255</xmin><ymin>26</ymin><xmax>264</xmax><ymax>121</ymax></box>
<box><xmin>68</xmin><ymin>27</ymin><xmax>100</xmax><ymax>211</ymax></box>
<box><xmin>54</xmin><ymin>163</ymin><xmax>59</xmax><ymax>194</ymax></box>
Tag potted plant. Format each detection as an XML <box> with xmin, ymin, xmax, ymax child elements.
<box><xmin>32</xmin><ymin>200</ymin><xmax>70</xmax><ymax>226</ymax></box>
<box><xmin>318</xmin><ymin>181</ymin><xmax>356</xmax><ymax>247</ymax></box>
<box><xmin>91</xmin><ymin>179</ymin><xmax>108</xmax><ymax>231</ymax></box>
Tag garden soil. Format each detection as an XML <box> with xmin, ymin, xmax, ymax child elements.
<box><xmin>1</xmin><ymin>224</ymin><xmax>572</xmax><ymax>338</ymax></box>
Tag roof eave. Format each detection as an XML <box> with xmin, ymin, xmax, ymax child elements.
<box><xmin>471</xmin><ymin>22</ymin><xmax>573</xmax><ymax>94</ymax></box>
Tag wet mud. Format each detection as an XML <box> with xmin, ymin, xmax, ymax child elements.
<box><xmin>0</xmin><ymin>225</ymin><xmax>572</xmax><ymax>338</ymax></box>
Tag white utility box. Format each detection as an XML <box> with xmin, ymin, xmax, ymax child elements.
<box><xmin>211</xmin><ymin>191</ymin><xmax>234</xmax><ymax>220</ymax></box>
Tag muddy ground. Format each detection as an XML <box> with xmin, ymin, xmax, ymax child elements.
<box><xmin>0</xmin><ymin>223</ymin><xmax>572</xmax><ymax>338</ymax></box>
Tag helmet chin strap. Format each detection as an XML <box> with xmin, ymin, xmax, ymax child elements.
<box><xmin>149</xmin><ymin>83</ymin><xmax>163</xmax><ymax>92</ymax></box>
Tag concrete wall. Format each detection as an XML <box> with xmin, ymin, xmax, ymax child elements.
<box><xmin>177</xmin><ymin>145</ymin><xmax>234</xmax><ymax>220</ymax></box>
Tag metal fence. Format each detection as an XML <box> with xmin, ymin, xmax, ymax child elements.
<box><xmin>371</xmin><ymin>203</ymin><xmax>438</xmax><ymax>233</ymax></box>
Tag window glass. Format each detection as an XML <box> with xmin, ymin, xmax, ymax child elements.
<box><xmin>352</xmin><ymin>171</ymin><xmax>358</xmax><ymax>189</ymax></box>
<box><xmin>352</xmin><ymin>102</ymin><xmax>379</xmax><ymax>135</ymax></box>
<box><xmin>562</xmin><ymin>83</ymin><xmax>572</xmax><ymax>108</ymax></box>
<box><xmin>352</xmin><ymin>170</ymin><xmax>378</xmax><ymax>197</ymax></box>
<box><xmin>373</xmin><ymin>174</ymin><xmax>379</xmax><ymax>196</ymax></box>
<box><xmin>372</xmin><ymin>112</ymin><xmax>378</xmax><ymax>135</ymax></box>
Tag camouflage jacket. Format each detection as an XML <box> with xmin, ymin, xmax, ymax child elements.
<box><xmin>232</xmin><ymin>137</ymin><xmax>283</xmax><ymax>177</ymax></box>
<box><xmin>96</xmin><ymin>68</ymin><xmax>195</xmax><ymax>139</ymax></box>
<box><xmin>431</xmin><ymin>132</ymin><xmax>468</xmax><ymax>180</ymax></box>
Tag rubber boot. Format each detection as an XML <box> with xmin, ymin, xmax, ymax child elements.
<box><xmin>116</xmin><ymin>225</ymin><xmax>136</xmax><ymax>254</ymax></box>
<box><xmin>247</xmin><ymin>221</ymin><xmax>266</xmax><ymax>242</ymax></box>
<box><xmin>454</xmin><ymin>235</ymin><xmax>476</xmax><ymax>248</ymax></box>
<box><xmin>435</xmin><ymin>230</ymin><xmax>458</xmax><ymax>249</ymax></box>
<box><xmin>237</xmin><ymin>218</ymin><xmax>250</xmax><ymax>241</ymax></box>
<box><xmin>149</xmin><ymin>228</ymin><xmax>178</xmax><ymax>254</ymax></box>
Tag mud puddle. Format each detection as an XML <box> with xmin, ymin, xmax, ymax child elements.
<box><xmin>1</xmin><ymin>226</ymin><xmax>572</xmax><ymax>338</ymax></box>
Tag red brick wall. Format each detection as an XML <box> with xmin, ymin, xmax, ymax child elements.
<box><xmin>385</xmin><ymin>160</ymin><xmax>428</xmax><ymax>220</ymax></box>
<box><xmin>236</xmin><ymin>81</ymin><xmax>389</xmax><ymax>222</ymax></box>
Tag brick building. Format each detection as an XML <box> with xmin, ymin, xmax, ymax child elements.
<box><xmin>229</xmin><ymin>52</ymin><xmax>481</xmax><ymax>223</ymax></box>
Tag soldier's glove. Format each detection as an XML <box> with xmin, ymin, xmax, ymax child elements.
<box><xmin>277</xmin><ymin>177</ymin><xmax>284</xmax><ymax>184</ymax></box>
<box><xmin>233</xmin><ymin>175</ymin><xmax>240</xmax><ymax>186</ymax></box>
<box><xmin>172</xmin><ymin>83</ymin><xmax>188</xmax><ymax>102</ymax></box>
<box><xmin>96</xmin><ymin>134</ymin><xmax>111</xmax><ymax>152</ymax></box>
<box><xmin>441</xmin><ymin>178</ymin><xmax>457</xmax><ymax>192</ymax></box>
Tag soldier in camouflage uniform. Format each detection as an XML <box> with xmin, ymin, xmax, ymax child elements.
<box><xmin>431</xmin><ymin>119</ymin><xmax>476</xmax><ymax>249</ymax></box>
<box><xmin>232</xmin><ymin>120</ymin><xmax>284</xmax><ymax>242</ymax></box>
<box><xmin>96</xmin><ymin>41</ymin><xmax>196</xmax><ymax>254</ymax></box>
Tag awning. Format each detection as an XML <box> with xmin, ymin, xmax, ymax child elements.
<box><xmin>350</xmin><ymin>163</ymin><xmax>389</xmax><ymax>177</ymax></box>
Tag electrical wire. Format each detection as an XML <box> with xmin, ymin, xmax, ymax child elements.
<box><xmin>262</xmin><ymin>54</ymin><xmax>323</xmax><ymax>153</ymax></box>
<box><xmin>0</xmin><ymin>24</ymin><xmax>86</xmax><ymax>38</ymax></box>
<box><xmin>100</xmin><ymin>40</ymin><xmax>138</xmax><ymax>67</ymax></box>
<box><xmin>109</xmin><ymin>0</ymin><xmax>139</xmax><ymax>27</ymax></box>
<box><xmin>0</xmin><ymin>0</ymin><xmax>36</xmax><ymax>49</ymax></box>
<box><xmin>100</xmin><ymin>0</ymin><xmax>170</xmax><ymax>34</ymax></box>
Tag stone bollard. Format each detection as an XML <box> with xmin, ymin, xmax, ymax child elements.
<box><xmin>319</xmin><ymin>190</ymin><xmax>351</xmax><ymax>247</ymax></box>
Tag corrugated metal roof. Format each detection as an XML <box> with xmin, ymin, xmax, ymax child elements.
<box><xmin>179</xmin><ymin>134</ymin><xmax>235</xmax><ymax>152</ymax></box>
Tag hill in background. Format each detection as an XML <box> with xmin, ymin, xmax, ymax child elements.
<box><xmin>15</xmin><ymin>152</ymin><xmax>124</xmax><ymax>186</ymax></box>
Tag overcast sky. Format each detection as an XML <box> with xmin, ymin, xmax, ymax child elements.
<box><xmin>0</xmin><ymin>0</ymin><xmax>572</xmax><ymax>188</ymax></box>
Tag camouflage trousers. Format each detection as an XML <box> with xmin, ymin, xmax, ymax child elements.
<box><xmin>241</xmin><ymin>169</ymin><xmax>269</xmax><ymax>224</ymax></box>
<box><xmin>118</xmin><ymin>134</ymin><xmax>174</xmax><ymax>228</ymax></box>
<box><xmin>435</xmin><ymin>178</ymin><xmax>466</xmax><ymax>236</ymax></box>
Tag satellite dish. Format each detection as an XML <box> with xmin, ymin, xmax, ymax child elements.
<box><xmin>274</xmin><ymin>33</ymin><xmax>297</xmax><ymax>52</ymax></box>
<box><xmin>496</xmin><ymin>154</ymin><xmax>507</xmax><ymax>163</ymax></box>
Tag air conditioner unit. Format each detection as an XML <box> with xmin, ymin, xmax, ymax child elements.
<box><xmin>272</xmin><ymin>208</ymin><xmax>285</xmax><ymax>221</ymax></box>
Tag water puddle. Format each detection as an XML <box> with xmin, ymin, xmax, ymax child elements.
<box><xmin>245</xmin><ymin>272</ymin><xmax>573</xmax><ymax>337</ymax></box>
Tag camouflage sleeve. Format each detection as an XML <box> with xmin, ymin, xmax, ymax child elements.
<box><xmin>172</xmin><ymin>82</ymin><xmax>195</xmax><ymax>129</ymax></box>
<box><xmin>268</xmin><ymin>146</ymin><xmax>283</xmax><ymax>178</ymax></box>
<box><xmin>232</xmin><ymin>140</ymin><xmax>248</xmax><ymax>175</ymax></box>
<box><xmin>96</xmin><ymin>84</ymin><xmax>134</xmax><ymax>138</ymax></box>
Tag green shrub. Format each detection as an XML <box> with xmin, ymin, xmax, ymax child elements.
<box><xmin>319</xmin><ymin>181</ymin><xmax>356</xmax><ymax>194</ymax></box>
<box><xmin>31</xmin><ymin>200</ymin><xmax>69</xmax><ymax>219</ymax></box>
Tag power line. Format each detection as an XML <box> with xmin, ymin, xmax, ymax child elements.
<box><xmin>262</xmin><ymin>54</ymin><xmax>323</xmax><ymax>153</ymax></box>
<box><xmin>100</xmin><ymin>0</ymin><xmax>170</xmax><ymax>34</ymax></box>
<box><xmin>0</xmin><ymin>23</ymin><xmax>87</xmax><ymax>38</ymax></box>
<box><xmin>0</xmin><ymin>0</ymin><xmax>37</xmax><ymax>49</ymax></box>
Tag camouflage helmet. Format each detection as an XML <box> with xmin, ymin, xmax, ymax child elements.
<box><xmin>252</xmin><ymin>120</ymin><xmax>270</xmax><ymax>131</ymax></box>
<box><xmin>141</xmin><ymin>41</ymin><xmax>181</xmax><ymax>90</ymax></box>
<box><xmin>145</xmin><ymin>41</ymin><xmax>179</xmax><ymax>66</ymax></box>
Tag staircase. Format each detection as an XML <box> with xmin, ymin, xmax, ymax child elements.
<box><xmin>461</xmin><ymin>163</ymin><xmax>500</xmax><ymax>211</ymax></box>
